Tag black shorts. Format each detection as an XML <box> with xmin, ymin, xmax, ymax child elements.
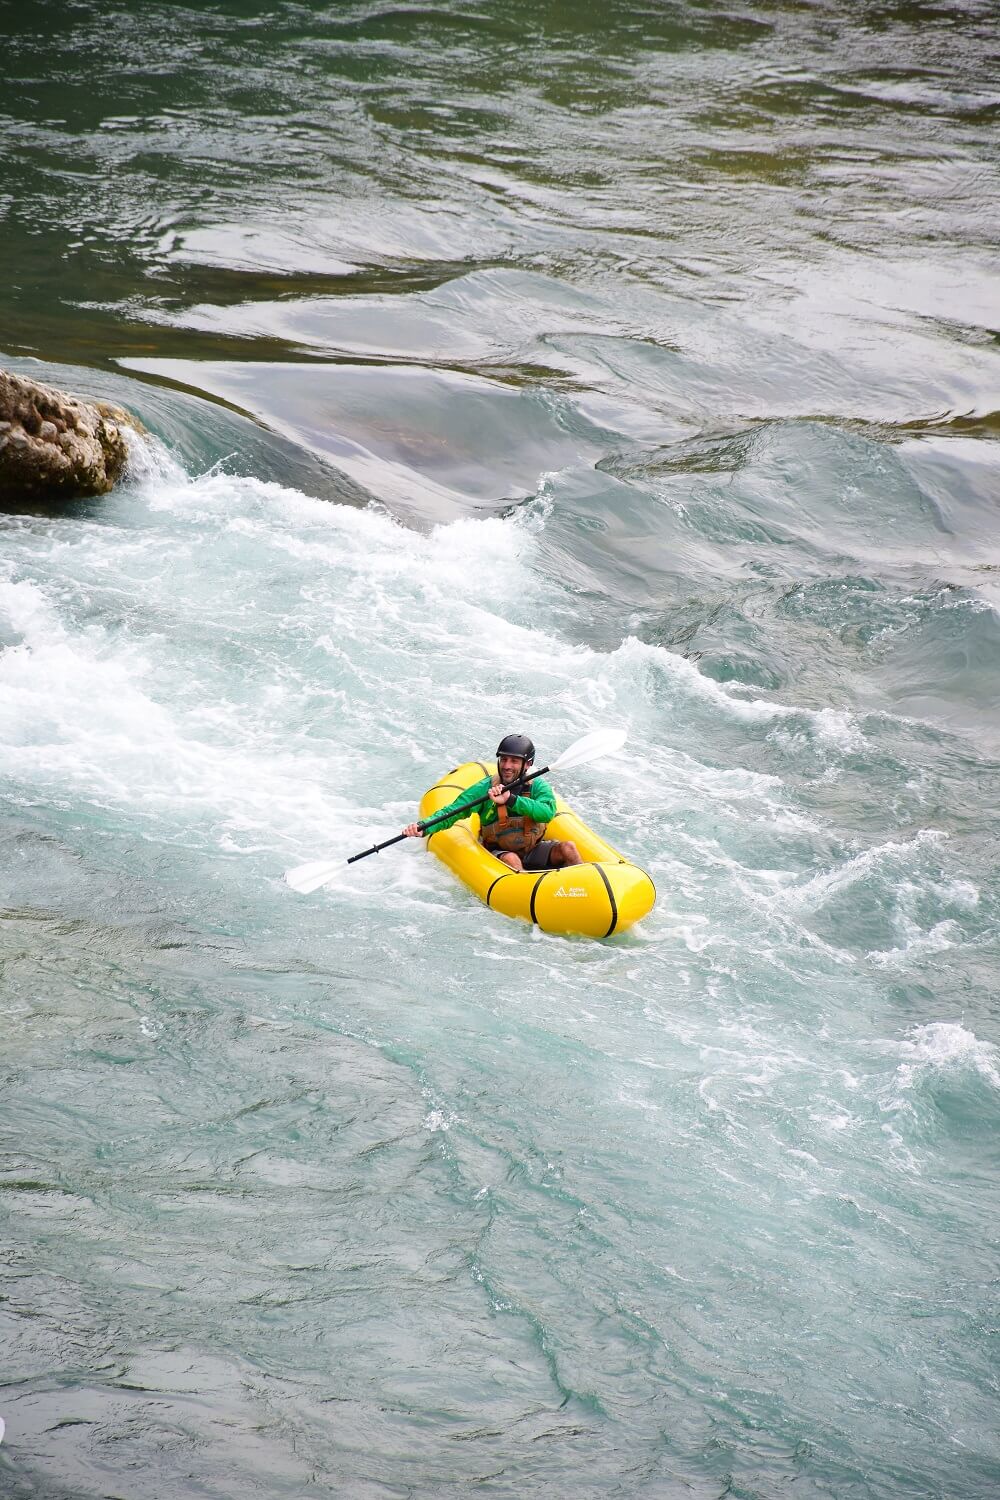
<box><xmin>490</xmin><ymin>839</ymin><xmax>557</xmax><ymax>871</ymax></box>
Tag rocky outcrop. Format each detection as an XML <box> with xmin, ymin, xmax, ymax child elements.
<box><xmin>0</xmin><ymin>369</ymin><xmax>144</xmax><ymax>503</ymax></box>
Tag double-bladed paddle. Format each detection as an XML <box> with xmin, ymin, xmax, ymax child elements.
<box><xmin>284</xmin><ymin>726</ymin><xmax>627</xmax><ymax>895</ymax></box>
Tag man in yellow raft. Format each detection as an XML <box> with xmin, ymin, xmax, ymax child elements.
<box><xmin>403</xmin><ymin>734</ymin><xmax>583</xmax><ymax>873</ymax></box>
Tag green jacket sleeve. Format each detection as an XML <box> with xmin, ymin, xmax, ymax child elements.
<box><xmin>508</xmin><ymin>776</ymin><xmax>556</xmax><ymax>825</ymax></box>
<box><xmin>425</xmin><ymin>775</ymin><xmax>492</xmax><ymax>832</ymax></box>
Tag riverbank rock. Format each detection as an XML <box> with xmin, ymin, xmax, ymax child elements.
<box><xmin>0</xmin><ymin>369</ymin><xmax>145</xmax><ymax>503</ymax></box>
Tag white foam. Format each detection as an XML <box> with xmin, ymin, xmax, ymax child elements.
<box><xmin>612</xmin><ymin>633</ymin><xmax>867</xmax><ymax>743</ymax></box>
<box><xmin>784</xmin><ymin>830</ymin><xmax>946</xmax><ymax>914</ymax></box>
<box><xmin>868</xmin><ymin>920</ymin><xmax>960</xmax><ymax>968</ymax></box>
<box><xmin>895</xmin><ymin>1022</ymin><xmax>1000</xmax><ymax>1092</ymax></box>
<box><xmin>0</xmin><ymin>573</ymin><xmax>63</xmax><ymax>645</ymax></box>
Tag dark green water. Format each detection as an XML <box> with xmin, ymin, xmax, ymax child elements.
<box><xmin>2</xmin><ymin>3</ymin><xmax>999</xmax><ymax>1497</ymax></box>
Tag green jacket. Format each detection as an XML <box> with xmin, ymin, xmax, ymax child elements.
<box><xmin>429</xmin><ymin>775</ymin><xmax>556</xmax><ymax>834</ymax></box>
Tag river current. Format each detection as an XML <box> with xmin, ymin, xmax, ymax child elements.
<box><xmin>1</xmin><ymin>3</ymin><xmax>999</xmax><ymax>1497</ymax></box>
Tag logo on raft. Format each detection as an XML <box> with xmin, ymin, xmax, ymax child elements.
<box><xmin>553</xmin><ymin>886</ymin><xmax>588</xmax><ymax>898</ymax></box>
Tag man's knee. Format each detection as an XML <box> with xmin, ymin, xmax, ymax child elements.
<box><xmin>499</xmin><ymin>851</ymin><xmax>522</xmax><ymax>871</ymax></box>
<box><xmin>552</xmin><ymin>841</ymin><xmax>581</xmax><ymax>866</ymax></box>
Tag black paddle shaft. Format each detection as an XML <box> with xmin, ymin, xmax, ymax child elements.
<box><xmin>345</xmin><ymin>763</ymin><xmax>552</xmax><ymax>867</ymax></box>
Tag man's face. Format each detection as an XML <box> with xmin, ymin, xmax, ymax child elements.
<box><xmin>498</xmin><ymin>754</ymin><xmax>526</xmax><ymax>785</ymax></box>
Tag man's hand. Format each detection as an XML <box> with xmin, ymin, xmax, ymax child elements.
<box><xmin>402</xmin><ymin>822</ymin><xmax>423</xmax><ymax>837</ymax></box>
<box><xmin>489</xmin><ymin>783</ymin><xmax>512</xmax><ymax>805</ymax></box>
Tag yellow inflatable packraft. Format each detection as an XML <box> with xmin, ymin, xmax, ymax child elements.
<box><xmin>418</xmin><ymin>760</ymin><xmax>656</xmax><ymax>938</ymax></box>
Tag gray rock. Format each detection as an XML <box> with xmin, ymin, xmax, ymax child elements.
<box><xmin>0</xmin><ymin>369</ymin><xmax>145</xmax><ymax>503</ymax></box>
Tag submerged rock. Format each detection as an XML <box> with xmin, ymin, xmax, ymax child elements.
<box><xmin>0</xmin><ymin>369</ymin><xmax>144</xmax><ymax>503</ymax></box>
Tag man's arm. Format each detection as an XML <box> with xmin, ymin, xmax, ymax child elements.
<box><xmin>508</xmin><ymin>776</ymin><xmax>556</xmax><ymax>825</ymax></box>
<box><xmin>403</xmin><ymin>775</ymin><xmax>492</xmax><ymax>837</ymax></box>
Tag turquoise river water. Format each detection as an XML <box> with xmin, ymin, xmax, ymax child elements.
<box><xmin>1</xmin><ymin>3</ymin><xmax>998</xmax><ymax>1496</ymax></box>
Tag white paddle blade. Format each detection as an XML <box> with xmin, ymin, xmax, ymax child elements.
<box><xmin>549</xmin><ymin>726</ymin><xmax>627</xmax><ymax>772</ymax></box>
<box><xmin>284</xmin><ymin>858</ymin><xmax>344</xmax><ymax>895</ymax></box>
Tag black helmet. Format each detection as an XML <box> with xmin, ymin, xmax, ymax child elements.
<box><xmin>496</xmin><ymin>733</ymin><xmax>534</xmax><ymax>765</ymax></box>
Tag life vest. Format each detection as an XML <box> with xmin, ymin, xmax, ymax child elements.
<box><xmin>478</xmin><ymin>780</ymin><xmax>546</xmax><ymax>855</ymax></box>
